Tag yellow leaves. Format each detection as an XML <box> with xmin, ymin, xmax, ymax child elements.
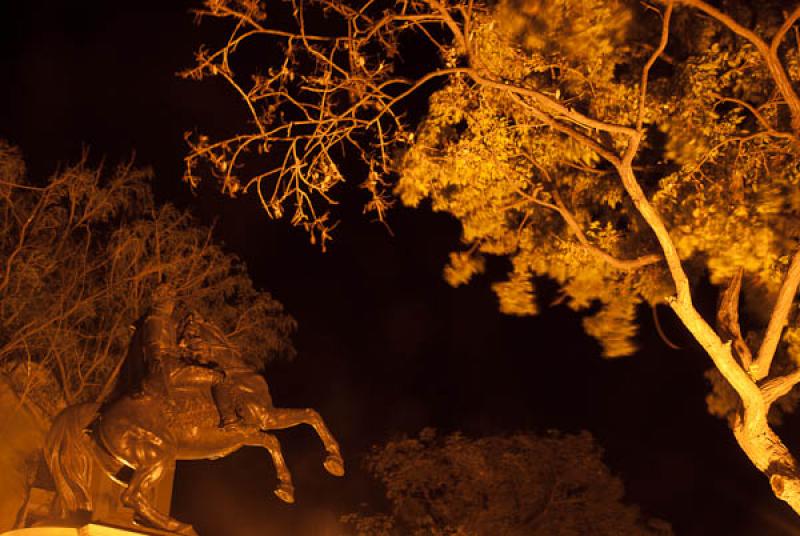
<box><xmin>704</xmin><ymin>367</ymin><xmax>740</xmax><ymax>423</ymax></box>
<box><xmin>395</xmin><ymin>0</ymin><xmax>800</xmax><ymax>367</ymax></box>
<box><xmin>398</xmin><ymin>39</ymin><xmax>664</xmax><ymax>352</ymax></box>
<box><xmin>671</xmin><ymin>210</ymin><xmax>777</xmax><ymax>289</ymax></box>
<box><xmin>492</xmin><ymin>0</ymin><xmax>633</xmax><ymax>84</ymax></box>
<box><xmin>559</xmin><ymin>137</ymin><xmax>601</xmax><ymax>167</ymax></box>
<box><xmin>582</xmin><ymin>296</ymin><xmax>640</xmax><ymax>358</ymax></box>
<box><xmin>398</xmin><ymin>88</ymin><xmax>538</xmax><ymax>248</ymax></box>
<box><xmin>394</xmin><ymin>151</ymin><xmax>433</xmax><ymax>208</ymax></box>
<box><xmin>492</xmin><ymin>273</ymin><xmax>538</xmax><ymax>316</ymax></box>
<box><xmin>444</xmin><ymin>251</ymin><xmax>486</xmax><ymax>287</ymax></box>
<box><xmin>784</xmin><ymin>328</ymin><xmax>800</xmax><ymax>368</ymax></box>
<box><xmin>659</xmin><ymin>42</ymin><xmax>767</xmax><ymax>168</ymax></box>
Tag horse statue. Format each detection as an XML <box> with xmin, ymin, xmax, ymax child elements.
<box><xmin>44</xmin><ymin>292</ymin><xmax>344</xmax><ymax>535</ymax></box>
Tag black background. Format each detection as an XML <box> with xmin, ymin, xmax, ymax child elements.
<box><xmin>2</xmin><ymin>2</ymin><xmax>800</xmax><ymax>534</ymax></box>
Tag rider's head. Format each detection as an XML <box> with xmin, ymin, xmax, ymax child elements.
<box><xmin>152</xmin><ymin>282</ymin><xmax>178</xmax><ymax>312</ymax></box>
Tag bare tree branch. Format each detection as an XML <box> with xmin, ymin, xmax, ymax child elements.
<box><xmin>753</xmin><ymin>249</ymin><xmax>800</xmax><ymax>381</ymax></box>
<box><xmin>637</xmin><ymin>0</ymin><xmax>673</xmax><ymax>131</ymax></box>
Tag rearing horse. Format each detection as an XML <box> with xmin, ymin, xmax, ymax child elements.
<box><xmin>44</xmin><ymin>319</ymin><xmax>344</xmax><ymax>534</ymax></box>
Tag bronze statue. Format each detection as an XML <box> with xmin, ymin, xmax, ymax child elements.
<box><xmin>44</xmin><ymin>284</ymin><xmax>344</xmax><ymax>535</ymax></box>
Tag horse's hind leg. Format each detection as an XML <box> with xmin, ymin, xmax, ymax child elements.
<box><xmin>244</xmin><ymin>431</ymin><xmax>295</xmax><ymax>503</ymax></box>
<box><xmin>264</xmin><ymin>408</ymin><xmax>344</xmax><ymax>477</ymax></box>
<box><xmin>121</xmin><ymin>456</ymin><xmax>194</xmax><ymax>535</ymax></box>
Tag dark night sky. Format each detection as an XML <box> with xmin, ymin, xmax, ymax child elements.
<box><xmin>3</xmin><ymin>2</ymin><xmax>800</xmax><ymax>535</ymax></box>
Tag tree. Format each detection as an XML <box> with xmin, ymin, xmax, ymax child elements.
<box><xmin>343</xmin><ymin>429</ymin><xmax>671</xmax><ymax>535</ymax></box>
<box><xmin>0</xmin><ymin>140</ymin><xmax>295</xmax><ymax>416</ymax></box>
<box><xmin>184</xmin><ymin>0</ymin><xmax>800</xmax><ymax>516</ymax></box>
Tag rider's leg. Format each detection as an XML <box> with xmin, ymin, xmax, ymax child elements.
<box><xmin>211</xmin><ymin>381</ymin><xmax>241</xmax><ymax>429</ymax></box>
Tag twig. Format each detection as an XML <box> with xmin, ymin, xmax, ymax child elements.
<box><xmin>637</xmin><ymin>0</ymin><xmax>673</xmax><ymax>131</ymax></box>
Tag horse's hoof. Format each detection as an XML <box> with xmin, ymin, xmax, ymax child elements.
<box><xmin>177</xmin><ymin>524</ymin><xmax>199</xmax><ymax>536</ymax></box>
<box><xmin>132</xmin><ymin>512</ymin><xmax>195</xmax><ymax>536</ymax></box>
<box><xmin>324</xmin><ymin>455</ymin><xmax>345</xmax><ymax>477</ymax></box>
<box><xmin>274</xmin><ymin>483</ymin><xmax>295</xmax><ymax>504</ymax></box>
<box><xmin>168</xmin><ymin>520</ymin><xmax>197</xmax><ymax>536</ymax></box>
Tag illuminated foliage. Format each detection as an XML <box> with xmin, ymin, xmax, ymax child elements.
<box><xmin>189</xmin><ymin>0</ymin><xmax>800</xmax><ymax>517</ymax></box>
<box><xmin>344</xmin><ymin>429</ymin><xmax>671</xmax><ymax>536</ymax></box>
<box><xmin>0</xmin><ymin>142</ymin><xmax>295</xmax><ymax>413</ymax></box>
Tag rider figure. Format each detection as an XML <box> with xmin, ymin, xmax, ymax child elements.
<box><xmin>140</xmin><ymin>283</ymin><xmax>247</xmax><ymax>430</ymax></box>
<box><xmin>139</xmin><ymin>283</ymin><xmax>181</xmax><ymax>398</ymax></box>
<box><xmin>178</xmin><ymin>310</ymin><xmax>244</xmax><ymax>431</ymax></box>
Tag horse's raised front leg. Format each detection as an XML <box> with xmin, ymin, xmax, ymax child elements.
<box><xmin>264</xmin><ymin>408</ymin><xmax>345</xmax><ymax>477</ymax></box>
<box><xmin>242</xmin><ymin>431</ymin><xmax>295</xmax><ymax>503</ymax></box>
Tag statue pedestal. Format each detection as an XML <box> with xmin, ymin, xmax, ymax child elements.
<box><xmin>2</xmin><ymin>524</ymin><xmax>183</xmax><ymax>536</ymax></box>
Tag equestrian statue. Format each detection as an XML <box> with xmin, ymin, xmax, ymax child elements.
<box><xmin>43</xmin><ymin>284</ymin><xmax>344</xmax><ymax>534</ymax></box>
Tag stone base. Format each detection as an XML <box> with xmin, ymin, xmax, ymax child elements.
<box><xmin>2</xmin><ymin>523</ymin><xmax>184</xmax><ymax>536</ymax></box>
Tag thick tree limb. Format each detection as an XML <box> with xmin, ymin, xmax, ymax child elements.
<box><xmin>505</xmin><ymin>92</ymin><xmax>621</xmax><ymax>166</ymax></box>
<box><xmin>761</xmin><ymin>369</ymin><xmax>800</xmax><ymax>405</ymax></box>
<box><xmin>617</xmin><ymin>138</ymin><xmax>691</xmax><ymax>300</ymax></box>
<box><xmin>752</xmin><ymin>249</ymin><xmax>800</xmax><ymax>380</ymax></box>
<box><xmin>473</xmin><ymin>72</ymin><xmax>638</xmax><ymax>140</ymax></box>
<box><xmin>616</xmin><ymin>4</ymin><xmax>762</xmax><ymax>405</ymax></box>
<box><xmin>614</xmin><ymin>145</ymin><xmax>760</xmax><ymax>403</ymax></box>
<box><xmin>669</xmin><ymin>297</ymin><xmax>762</xmax><ymax>404</ymax></box>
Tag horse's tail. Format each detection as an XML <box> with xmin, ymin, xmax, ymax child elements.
<box><xmin>44</xmin><ymin>402</ymin><xmax>100</xmax><ymax>514</ymax></box>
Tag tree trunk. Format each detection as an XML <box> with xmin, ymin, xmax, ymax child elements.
<box><xmin>734</xmin><ymin>402</ymin><xmax>800</xmax><ymax>514</ymax></box>
<box><xmin>668</xmin><ymin>297</ymin><xmax>800</xmax><ymax>515</ymax></box>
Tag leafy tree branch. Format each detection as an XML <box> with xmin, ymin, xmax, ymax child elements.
<box><xmin>186</xmin><ymin>0</ymin><xmax>800</xmax><ymax>518</ymax></box>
